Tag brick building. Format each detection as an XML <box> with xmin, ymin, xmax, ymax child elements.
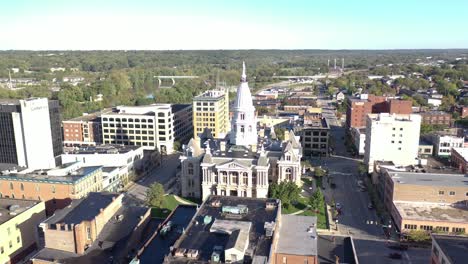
<box><xmin>32</xmin><ymin>192</ymin><xmax>151</xmax><ymax>263</ymax></box>
<box><xmin>420</xmin><ymin>111</ymin><xmax>452</xmax><ymax>126</ymax></box>
<box><xmin>0</xmin><ymin>162</ymin><xmax>103</xmax><ymax>215</ymax></box>
<box><xmin>298</xmin><ymin>113</ymin><xmax>330</xmax><ymax>157</ymax></box>
<box><xmin>62</xmin><ymin>112</ymin><xmax>102</xmax><ymax>146</ymax></box>
<box><xmin>272</xmin><ymin>215</ymin><xmax>318</xmax><ymax>264</ymax></box>
<box><xmin>381</xmin><ymin>171</ymin><xmax>468</xmax><ymax>235</ymax></box>
<box><xmin>451</xmin><ymin>147</ymin><xmax>468</xmax><ymax>173</ymax></box>
<box><xmin>345</xmin><ymin>94</ymin><xmax>412</xmax><ymax>129</ymax></box>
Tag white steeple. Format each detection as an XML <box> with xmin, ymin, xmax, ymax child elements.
<box><xmin>230</xmin><ymin>62</ymin><xmax>258</xmax><ymax>147</ymax></box>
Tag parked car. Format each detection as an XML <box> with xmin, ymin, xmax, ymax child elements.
<box><xmin>335</xmin><ymin>203</ymin><xmax>342</xmax><ymax>210</ymax></box>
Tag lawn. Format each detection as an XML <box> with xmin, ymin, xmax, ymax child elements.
<box><xmin>282</xmin><ymin>196</ymin><xmax>328</xmax><ymax>229</ymax></box>
<box><xmin>151</xmin><ymin>195</ymin><xmax>191</xmax><ymax>218</ymax></box>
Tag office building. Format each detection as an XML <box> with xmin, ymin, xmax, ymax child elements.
<box><xmin>0</xmin><ymin>199</ymin><xmax>46</xmax><ymax>264</ymax></box>
<box><xmin>193</xmin><ymin>89</ymin><xmax>229</xmax><ymax>139</ymax></box>
<box><xmin>350</xmin><ymin>127</ymin><xmax>366</xmax><ymax>156</ymax></box>
<box><xmin>172</xmin><ymin>104</ymin><xmax>193</xmax><ymax>144</ymax></box>
<box><xmin>32</xmin><ymin>193</ymin><xmax>150</xmax><ymax>263</ymax></box>
<box><xmin>430</xmin><ymin>234</ymin><xmax>468</xmax><ymax>264</ymax></box>
<box><xmin>62</xmin><ymin>112</ymin><xmax>102</xmax><ymax>146</ymax></box>
<box><xmin>364</xmin><ymin>113</ymin><xmax>421</xmax><ymax>173</ymax></box>
<box><xmin>0</xmin><ymin>162</ymin><xmax>103</xmax><ymax>215</ymax></box>
<box><xmin>0</xmin><ymin>98</ymin><xmax>62</xmax><ymax>169</ymax></box>
<box><xmin>345</xmin><ymin>94</ymin><xmax>412</xmax><ymax>129</ymax></box>
<box><xmin>101</xmin><ymin>104</ymin><xmax>174</xmax><ymax>154</ymax></box>
<box><xmin>180</xmin><ymin>63</ymin><xmax>302</xmax><ymax>200</ymax></box>
<box><xmin>382</xmin><ymin>171</ymin><xmax>468</xmax><ymax>235</ymax></box>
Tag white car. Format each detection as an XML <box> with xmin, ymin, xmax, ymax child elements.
<box><xmin>335</xmin><ymin>203</ymin><xmax>342</xmax><ymax>210</ymax></box>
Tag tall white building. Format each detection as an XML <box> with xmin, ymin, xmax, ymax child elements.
<box><xmin>0</xmin><ymin>98</ymin><xmax>62</xmax><ymax>169</ymax></box>
<box><xmin>180</xmin><ymin>63</ymin><xmax>303</xmax><ymax>200</ymax></box>
<box><xmin>101</xmin><ymin>104</ymin><xmax>174</xmax><ymax>154</ymax></box>
<box><xmin>364</xmin><ymin>113</ymin><xmax>421</xmax><ymax>173</ymax></box>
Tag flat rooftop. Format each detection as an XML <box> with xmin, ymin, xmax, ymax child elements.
<box><xmin>66</xmin><ymin>112</ymin><xmax>102</xmax><ymax>122</ymax></box>
<box><xmin>168</xmin><ymin>195</ymin><xmax>280</xmax><ymax>263</ymax></box>
<box><xmin>63</xmin><ymin>144</ymin><xmax>141</xmax><ymax>155</ymax></box>
<box><xmin>432</xmin><ymin>235</ymin><xmax>468</xmax><ymax>264</ymax></box>
<box><xmin>171</xmin><ymin>104</ymin><xmax>191</xmax><ymax>113</ymax></box>
<box><xmin>194</xmin><ymin>90</ymin><xmax>226</xmax><ymax>101</ymax></box>
<box><xmin>0</xmin><ymin>166</ymin><xmax>102</xmax><ymax>184</ymax></box>
<box><xmin>0</xmin><ymin>198</ymin><xmax>40</xmax><ymax>225</ymax></box>
<box><xmin>43</xmin><ymin>192</ymin><xmax>119</xmax><ymax>225</ymax></box>
<box><xmin>394</xmin><ymin>202</ymin><xmax>468</xmax><ymax>223</ymax></box>
<box><xmin>388</xmin><ymin>171</ymin><xmax>468</xmax><ymax>187</ymax></box>
<box><xmin>276</xmin><ymin>215</ymin><xmax>317</xmax><ymax>256</ymax></box>
<box><xmin>33</xmin><ymin>201</ymin><xmax>149</xmax><ymax>264</ymax></box>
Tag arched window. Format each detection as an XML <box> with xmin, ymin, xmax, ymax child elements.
<box><xmin>10</xmin><ymin>182</ymin><xmax>13</xmax><ymax>190</ymax></box>
<box><xmin>241</xmin><ymin>125</ymin><xmax>245</xmax><ymax>133</ymax></box>
<box><xmin>20</xmin><ymin>183</ymin><xmax>24</xmax><ymax>191</ymax></box>
<box><xmin>285</xmin><ymin>168</ymin><xmax>293</xmax><ymax>181</ymax></box>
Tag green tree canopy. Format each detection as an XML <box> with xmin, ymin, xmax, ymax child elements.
<box><xmin>268</xmin><ymin>181</ymin><xmax>301</xmax><ymax>208</ymax></box>
<box><xmin>146</xmin><ymin>183</ymin><xmax>165</xmax><ymax>208</ymax></box>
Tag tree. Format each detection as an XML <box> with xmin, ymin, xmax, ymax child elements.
<box><xmin>268</xmin><ymin>181</ymin><xmax>301</xmax><ymax>208</ymax></box>
<box><xmin>310</xmin><ymin>189</ymin><xmax>325</xmax><ymax>211</ymax></box>
<box><xmin>358</xmin><ymin>162</ymin><xmax>367</xmax><ymax>176</ymax></box>
<box><xmin>146</xmin><ymin>183</ymin><xmax>165</xmax><ymax>208</ymax></box>
<box><xmin>314</xmin><ymin>167</ymin><xmax>326</xmax><ymax>177</ymax></box>
<box><xmin>439</xmin><ymin>95</ymin><xmax>456</xmax><ymax>112</ymax></box>
<box><xmin>274</xmin><ymin>127</ymin><xmax>286</xmax><ymax>141</ymax></box>
<box><xmin>407</xmin><ymin>230</ymin><xmax>430</xmax><ymax>243</ymax></box>
<box><xmin>173</xmin><ymin>141</ymin><xmax>181</xmax><ymax>152</ymax></box>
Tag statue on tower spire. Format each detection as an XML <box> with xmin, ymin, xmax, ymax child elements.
<box><xmin>241</xmin><ymin>61</ymin><xmax>247</xmax><ymax>82</ymax></box>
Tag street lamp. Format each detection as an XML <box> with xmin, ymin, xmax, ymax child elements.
<box><xmin>335</xmin><ymin>219</ymin><xmax>339</xmax><ymax>231</ymax></box>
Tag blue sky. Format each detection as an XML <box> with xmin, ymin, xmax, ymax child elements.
<box><xmin>0</xmin><ymin>0</ymin><xmax>467</xmax><ymax>50</ymax></box>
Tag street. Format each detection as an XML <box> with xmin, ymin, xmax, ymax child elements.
<box><xmin>315</xmin><ymin>91</ymin><xmax>430</xmax><ymax>264</ymax></box>
<box><xmin>127</xmin><ymin>153</ymin><xmax>181</xmax><ymax>202</ymax></box>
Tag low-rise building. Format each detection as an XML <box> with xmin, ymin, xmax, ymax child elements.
<box><xmin>430</xmin><ymin>234</ymin><xmax>468</xmax><ymax>264</ymax></box>
<box><xmin>454</xmin><ymin>105</ymin><xmax>468</xmax><ymax>118</ymax></box>
<box><xmin>382</xmin><ymin>171</ymin><xmax>468</xmax><ymax>235</ymax></box>
<box><xmin>62</xmin><ymin>112</ymin><xmax>102</xmax><ymax>146</ymax></box>
<box><xmin>430</xmin><ymin>134</ymin><xmax>464</xmax><ymax>157</ymax></box>
<box><xmin>272</xmin><ymin>215</ymin><xmax>318</xmax><ymax>264</ymax></box>
<box><xmin>172</xmin><ymin>104</ymin><xmax>193</xmax><ymax>145</ymax></box>
<box><xmin>418</xmin><ymin>139</ymin><xmax>433</xmax><ymax>157</ymax></box>
<box><xmin>163</xmin><ymin>195</ymin><xmax>281</xmax><ymax>264</ymax></box>
<box><xmin>101</xmin><ymin>104</ymin><xmax>175</xmax><ymax>154</ymax></box>
<box><xmin>420</xmin><ymin>111</ymin><xmax>452</xmax><ymax>126</ymax></box>
<box><xmin>62</xmin><ymin>144</ymin><xmax>144</xmax><ymax>171</ymax></box>
<box><xmin>0</xmin><ymin>162</ymin><xmax>103</xmax><ymax>215</ymax></box>
<box><xmin>0</xmin><ymin>199</ymin><xmax>46</xmax><ymax>264</ymax></box>
<box><xmin>451</xmin><ymin>147</ymin><xmax>468</xmax><ymax>173</ymax></box>
<box><xmin>32</xmin><ymin>192</ymin><xmax>151</xmax><ymax>263</ymax></box>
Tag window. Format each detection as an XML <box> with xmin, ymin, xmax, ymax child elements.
<box><xmin>240</xmin><ymin>125</ymin><xmax>245</xmax><ymax>132</ymax></box>
<box><xmin>20</xmin><ymin>183</ymin><xmax>24</xmax><ymax>191</ymax></box>
<box><xmin>240</xmin><ymin>113</ymin><xmax>245</xmax><ymax>120</ymax></box>
<box><xmin>17</xmin><ymin>236</ymin><xmax>20</xmax><ymax>243</ymax></box>
<box><xmin>391</xmin><ymin>141</ymin><xmax>394</xmax><ymax>144</ymax></box>
<box><xmin>188</xmin><ymin>163</ymin><xmax>194</xmax><ymax>175</ymax></box>
<box><xmin>439</xmin><ymin>190</ymin><xmax>445</xmax><ymax>195</ymax></box>
<box><xmin>452</xmin><ymin>227</ymin><xmax>465</xmax><ymax>233</ymax></box>
<box><xmin>392</xmin><ymin>128</ymin><xmax>396</xmax><ymax>130</ymax></box>
<box><xmin>398</xmin><ymin>147</ymin><xmax>402</xmax><ymax>150</ymax></box>
<box><xmin>449</xmin><ymin>191</ymin><xmax>455</xmax><ymax>196</ymax></box>
<box><xmin>400</xmin><ymin>128</ymin><xmax>403</xmax><ymax>131</ymax></box>
<box><xmin>9</xmin><ymin>182</ymin><xmax>13</xmax><ymax>190</ymax></box>
<box><xmin>420</xmin><ymin>225</ymin><xmax>433</xmax><ymax>231</ymax></box>
<box><xmin>52</xmin><ymin>185</ymin><xmax>56</xmax><ymax>194</ymax></box>
<box><xmin>435</xmin><ymin>226</ymin><xmax>449</xmax><ymax>232</ymax></box>
<box><xmin>282</xmin><ymin>256</ymin><xmax>287</xmax><ymax>264</ymax></box>
<box><xmin>243</xmin><ymin>173</ymin><xmax>248</xmax><ymax>185</ymax></box>
<box><xmin>7</xmin><ymin>227</ymin><xmax>11</xmax><ymax>235</ymax></box>
<box><xmin>9</xmin><ymin>241</ymin><xmax>12</xmax><ymax>248</ymax></box>
<box><xmin>0</xmin><ymin>246</ymin><xmax>3</xmax><ymax>254</ymax></box>
<box><xmin>86</xmin><ymin>226</ymin><xmax>92</xmax><ymax>240</ymax></box>
<box><xmin>285</xmin><ymin>168</ymin><xmax>293</xmax><ymax>181</ymax></box>
<box><xmin>404</xmin><ymin>224</ymin><xmax>417</xmax><ymax>230</ymax></box>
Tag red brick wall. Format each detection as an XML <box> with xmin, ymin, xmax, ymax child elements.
<box><xmin>63</xmin><ymin>122</ymin><xmax>83</xmax><ymax>143</ymax></box>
